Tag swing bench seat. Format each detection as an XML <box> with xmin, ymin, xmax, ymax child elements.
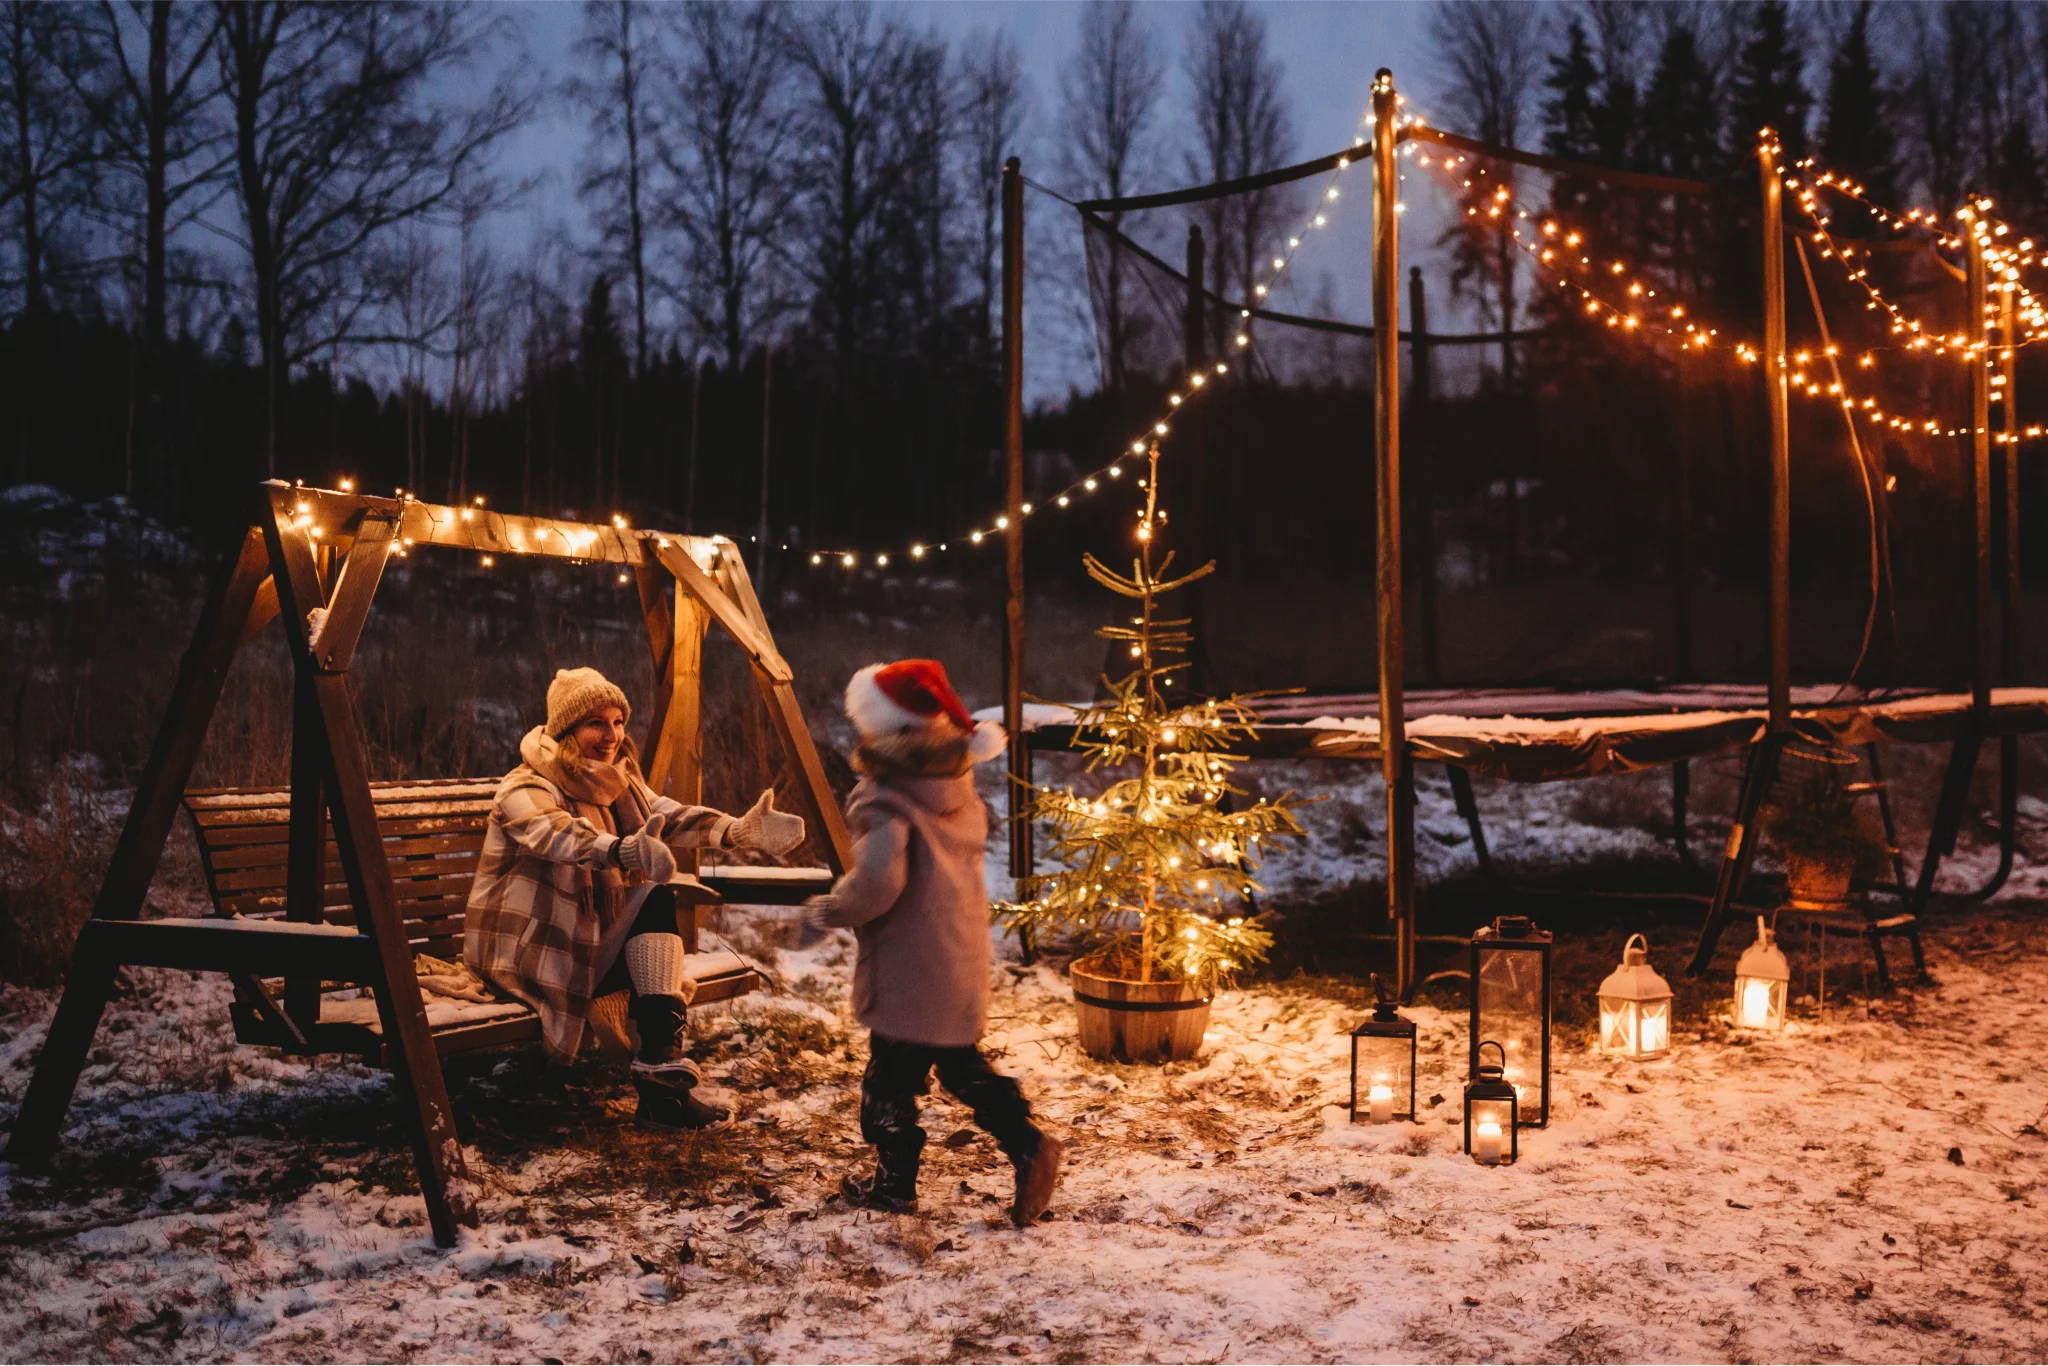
<box><xmin>182</xmin><ymin>778</ymin><xmax>834</xmax><ymax>1066</ymax></box>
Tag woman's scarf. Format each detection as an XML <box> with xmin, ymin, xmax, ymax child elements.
<box><xmin>519</xmin><ymin>726</ymin><xmax>657</xmax><ymax>930</ymax></box>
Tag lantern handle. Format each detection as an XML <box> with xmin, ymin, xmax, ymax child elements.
<box><xmin>1476</xmin><ymin>1038</ymin><xmax>1506</xmax><ymax>1072</ymax></box>
<box><xmin>1625</xmin><ymin>932</ymin><xmax>1649</xmax><ymax>953</ymax></box>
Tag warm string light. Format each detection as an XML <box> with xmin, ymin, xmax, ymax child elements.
<box><xmin>1785</xmin><ymin>167</ymin><xmax>2004</xmax><ymax>358</ymax></box>
<box><xmin>1417</xmin><ymin>151</ymin><xmax>1974</xmax><ymax>442</ymax></box>
<box><xmin>798</xmin><ymin>95</ymin><xmax>1412</xmax><ymax>571</ymax></box>
<box><xmin>1416</xmin><ymin>155</ymin><xmax>1716</xmax><ymax>349</ymax></box>
<box><xmin>1794</xmin><ymin>157</ymin><xmax>2048</xmax><ymax>353</ymax></box>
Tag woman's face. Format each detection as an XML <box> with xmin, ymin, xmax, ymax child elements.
<box><xmin>568</xmin><ymin>706</ymin><xmax>626</xmax><ymax>764</ymax></box>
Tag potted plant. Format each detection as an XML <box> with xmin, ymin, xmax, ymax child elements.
<box><xmin>998</xmin><ymin>444</ymin><xmax>1305</xmax><ymax>1063</ymax></box>
<box><xmin>1762</xmin><ymin>759</ymin><xmax>1890</xmax><ymax>912</ymax></box>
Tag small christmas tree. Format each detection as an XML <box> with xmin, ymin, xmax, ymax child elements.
<box><xmin>1000</xmin><ymin>443</ymin><xmax>1305</xmax><ymax>994</ymax></box>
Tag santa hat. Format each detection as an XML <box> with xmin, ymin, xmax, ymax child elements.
<box><xmin>846</xmin><ymin>660</ymin><xmax>1007</xmax><ymax>765</ymax></box>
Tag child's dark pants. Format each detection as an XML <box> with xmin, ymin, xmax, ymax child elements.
<box><xmin>861</xmin><ymin>1034</ymin><xmax>1043</xmax><ymax>1191</ymax></box>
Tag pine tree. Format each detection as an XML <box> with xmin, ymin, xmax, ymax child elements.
<box><xmin>1730</xmin><ymin>0</ymin><xmax>1812</xmax><ymax>161</ymax></box>
<box><xmin>1640</xmin><ymin>25</ymin><xmax>1721</xmax><ymax>292</ymax></box>
<box><xmin>1642</xmin><ymin>27</ymin><xmax>1721</xmax><ymax>182</ymax></box>
<box><xmin>1819</xmin><ymin>0</ymin><xmax>1898</xmax><ymax>232</ymax></box>
<box><xmin>1542</xmin><ymin>17</ymin><xmax>1600</xmax><ymax>163</ymax></box>
<box><xmin>999</xmin><ymin>444</ymin><xmax>1305</xmax><ymax>991</ymax></box>
<box><xmin>1541</xmin><ymin>17</ymin><xmax>1601</xmax><ymax>234</ymax></box>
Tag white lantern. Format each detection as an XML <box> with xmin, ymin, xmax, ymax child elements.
<box><xmin>1597</xmin><ymin>933</ymin><xmax>1674</xmax><ymax>1060</ymax></box>
<box><xmin>1732</xmin><ymin>915</ymin><xmax>1790</xmax><ymax>1032</ymax></box>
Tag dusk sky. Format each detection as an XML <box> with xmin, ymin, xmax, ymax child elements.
<box><xmin>490</xmin><ymin>1</ymin><xmax>1451</xmax><ymax>402</ymax></box>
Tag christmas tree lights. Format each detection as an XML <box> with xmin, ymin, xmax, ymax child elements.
<box><xmin>997</xmin><ymin>442</ymin><xmax>1305</xmax><ymax>993</ymax></box>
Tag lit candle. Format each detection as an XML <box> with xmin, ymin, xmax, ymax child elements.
<box><xmin>1473</xmin><ymin>1121</ymin><xmax>1504</xmax><ymax>1166</ymax></box>
<box><xmin>1641</xmin><ymin>1011</ymin><xmax>1668</xmax><ymax>1055</ymax></box>
<box><xmin>1739</xmin><ymin>978</ymin><xmax>1773</xmax><ymax>1030</ymax></box>
<box><xmin>1367</xmin><ymin>1084</ymin><xmax>1394</xmax><ymax>1125</ymax></box>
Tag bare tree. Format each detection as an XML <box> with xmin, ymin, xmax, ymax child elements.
<box><xmin>569</xmin><ymin>0</ymin><xmax>656</xmax><ymax>376</ymax></box>
<box><xmin>1429</xmin><ymin>0</ymin><xmax>1540</xmax><ymax>388</ymax></box>
<box><xmin>663</xmin><ymin>0</ymin><xmax>793</xmax><ymax>374</ymax></box>
<box><xmin>1058</xmin><ymin>0</ymin><xmax>1162</xmax><ymax>390</ymax></box>
<box><xmin>1</xmin><ymin>1</ymin><xmax>100</xmax><ymax>320</ymax></box>
<box><xmin>446</xmin><ymin>175</ymin><xmax>499</xmax><ymax>504</ymax></box>
<box><xmin>215</xmin><ymin>0</ymin><xmax>528</xmax><ymax>476</ymax></box>
<box><xmin>1185</xmin><ymin>0</ymin><xmax>1295</xmax><ymax>353</ymax></box>
<box><xmin>894</xmin><ymin>34</ymin><xmax>952</xmax><ymax>345</ymax></box>
<box><xmin>783</xmin><ymin>3</ymin><xmax>913</xmax><ymax>372</ymax></box>
<box><xmin>958</xmin><ymin>27</ymin><xmax>1026</xmax><ymax>363</ymax></box>
<box><xmin>72</xmin><ymin>2</ymin><xmax>225</xmax><ymax>357</ymax></box>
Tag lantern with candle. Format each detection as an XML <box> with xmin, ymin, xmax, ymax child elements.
<box><xmin>1732</xmin><ymin>915</ymin><xmax>1790</xmax><ymax>1032</ymax></box>
<box><xmin>1597</xmin><ymin>933</ymin><xmax>1674</xmax><ymax>1061</ymax></box>
<box><xmin>1469</xmin><ymin>915</ymin><xmax>1552</xmax><ymax>1126</ymax></box>
<box><xmin>1349</xmin><ymin>975</ymin><xmax>1417</xmax><ymax>1125</ymax></box>
<box><xmin>1463</xmin><ymin>1041</ymin><xmax>1519</xmax><ymax>1166</ymax></box>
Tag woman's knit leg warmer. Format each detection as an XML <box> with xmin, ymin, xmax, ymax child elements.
<box><xmin>625</xmin><ymin>932</ymin><xmax>689</xmax><ymax>1000</ymax></box>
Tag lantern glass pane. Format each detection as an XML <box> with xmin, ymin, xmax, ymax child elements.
<box><xmin>1599</xmin><ymin>997</ymin><xmax>1635</xmax><ymax>1054</ymax></box>
<box><xmin>1353</xmin><ymin>1035</ymin><xmax>1412</xmax><ymax>1121</ymax></box>
<box><xmin>1476</xmin><ymin>945</ymin><xmax>1546</xmax><ymax>1120</ymax></box>
<box><xmin>1734</xmin><ymin>975</ymin><xmax>1787</xmax><ymax>1031</ymax></box>
<box><xmin>1467</xmin><ymin>1097</ymin><xmax>1515</xmax><ymax>1164</ymax></box>
<box><xmin>1638</xmin><ymin>1000</ymin><xmax>1671</xmax><ymax>1057</ymax></box>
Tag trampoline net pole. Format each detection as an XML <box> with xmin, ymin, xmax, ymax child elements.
<box><xmin>1759</xmin><ymin>133</ymin><xmax>1791</xmax><ymax>735</ymax></box>
<box><xmin>1371</xmin><ymin>70</ymin><xmax>1415</xmax><ymax>997</ymax></box>
<box><xmin>1002</xmin><ymin>158</ymin><xmax>1031</xmax><ymax>885</ymax></box>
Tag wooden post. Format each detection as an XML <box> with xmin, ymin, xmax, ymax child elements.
<box><xmin>1184</xmin><ymin>224</ymin><xmax>1216</xmax><ymax>697</ymax></box>
<box><xmin>701</xmin><ymin>541</ymin><xmax>855</xmax><ymax>873</ymax></box>
<box><xmin>2001</xmin><ymin>282</ymin><xmax>2021</xmax><ymax>680</ymax></box>
<box><xmin>283</xmin><ymin>667</ymin><xmax>326</xmax><ymax>1034</ymax></box>
<box><xmin>1409</xmin><ymin>266</ymin><xmax>1440</xmax><ymax>687</ymax></box>
<box><xmin>1001</xmin><ymin>157</ymin><xmax>1030</xmax><ymax>888</ymax></box>
<box><xmin>6</xmin><ymin>528</ymin><xmax>271</xmax><ymax>1163</ymax></box>
<box><xmin>1674</xmin><ymin>349</ymin><xmax>1694</xmax><ymax>680</ymax></box>
<box><xmin>1968</xmin><ymin>220</ymin><xmax>1994</xmax><ymax>718</ymax></box>
<box><xmin>1688</xmin><ymin>132</ymin><xmax>1794</xmax><ymax>975</ymax></box>
<box><xmin>1759</xmin><ymin>132</ymin><xmax>1792</xmax><ymax>734</ymax></box>
<box><xmin>261</xmin><ymin>490</ymin><xmax>474</xmax><ymax>1248</ymax></box>
<box><xmin>1371</xmin><ymin>70</ymin><xmax>1415</xmax><ymax>998</ymax></box>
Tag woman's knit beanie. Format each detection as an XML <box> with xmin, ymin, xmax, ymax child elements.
<box><xmin>547</xmin><ymin>667</ymin><xmax>631</xmax><ymax>737</ymax></box>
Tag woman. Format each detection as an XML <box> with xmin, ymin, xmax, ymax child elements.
<box><xmin>465</xmin><ymin>666</ymin><xmax>804</xmax><ymax>1130</ymax></box>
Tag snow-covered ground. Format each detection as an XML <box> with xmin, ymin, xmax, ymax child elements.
<box><xmin>3</xmin><ymin>768</ymin><xmax>2047</xmax><ymax>1363</ymax></box>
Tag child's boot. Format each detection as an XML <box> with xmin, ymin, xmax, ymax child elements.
<box><xmin>1010</xmin><ymin>1134</ymin><xmax>1063</xmax><ymax>1227</ymax></box>
<box><xmin>841</xmin><ymin>1153</ymin><xmax>920</xmax><ymax>1212</ymax></box>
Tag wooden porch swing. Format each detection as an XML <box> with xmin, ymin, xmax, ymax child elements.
<box><xmin>4</xmin><ymin>482</ymin><xmax>853</xmax><ymax>1247</ymax></box>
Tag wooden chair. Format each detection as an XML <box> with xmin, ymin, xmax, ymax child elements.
<box><xmin>6</xmin><ymin>483</ymin><xmax>853</xmax><ymax>1247</ymax></box>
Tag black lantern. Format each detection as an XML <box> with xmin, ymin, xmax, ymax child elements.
<box><xmin>1348</xmin><ymin>974</ymin><xmax>1417</xmax><ymax>1124</ymax></box>
<box><xmin>1463</xmin><ymin>1040</ymin><xmax>1519</xmax><ymax>1165</ymax></box>
<box><xmin>1469</xmin><ymin>915</ymin><xmax>1552</xmax><ymax>1127</ymax></box>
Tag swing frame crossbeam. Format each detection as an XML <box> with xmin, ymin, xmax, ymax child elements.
<box><xmin>5</xmin><ymin>482</ymin><xmax>853</xmax><ymax>1247</ymax></box>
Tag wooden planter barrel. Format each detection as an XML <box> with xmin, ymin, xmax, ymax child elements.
<box><xmin>1786</xmin><ymin>851</ymin><xmax>1855</xmax><ymax>912</ymax></box>
<box><xmin>1070</xmin><ymin>957</ymin><xmax>1212</xmax><ymax>1063</ymax></box>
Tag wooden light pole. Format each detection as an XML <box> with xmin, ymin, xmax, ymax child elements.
<box><xmin>1968</xmin><ymin>218</ymin><xmax>1995</xmax><ymax>719</ymax></box>
<box><xmin>1002</xmin><ymin>157</ymin><xmax>1030</xmax><ymax>888</ymax></box>
<box><xmin>1689</xmin><ymin>130</ymin><xmax>1795</xmax><ymax>974</ymax></box>
<box><xmin>1370</xmin><ymin>69</ymin><xmax>1414</xmax><ymax>997</ymax></box>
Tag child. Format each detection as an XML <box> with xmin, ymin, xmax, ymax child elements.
<box><xmin>805</xmin><ymin>660</ymin><xmax>1063</xmax><ymax>1226</ymax></box>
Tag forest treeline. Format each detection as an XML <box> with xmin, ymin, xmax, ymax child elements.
<box><xmin>3</xmin><ymin>0</ymin><xmax>2046</xmax><ymax>590</ymax></box>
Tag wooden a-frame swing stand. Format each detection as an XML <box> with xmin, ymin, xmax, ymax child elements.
<box><xmin>5</xmin><ymin>482</ymin><xmax>853</xmax><ymax>1247</ymax></box>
